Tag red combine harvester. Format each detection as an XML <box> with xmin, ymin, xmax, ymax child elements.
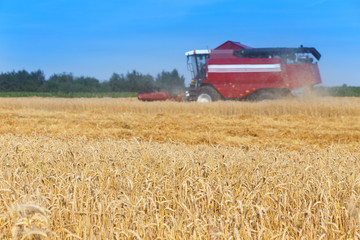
<box><xmin>138</xmin><ymin>40</ymin><xmax>322</xmax><ymax>102</ymax></box>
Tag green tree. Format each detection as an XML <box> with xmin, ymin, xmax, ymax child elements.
<box><xmin>27</xmin><ymin>70</ymin><xmax>45</xmax><ymax>91</ymax></box>
<box><xmin>74</xmin><ymin>76</ymin><xmax>100</xmax><ymax>92</ymax></box>
<box><xmin>109</xmin><ymin>73</ymin><xmax>128</xmax><ymax>92</ymax></box>
<box><xmin>155</xmin><ymin>69</ymin><xmax>185</xmax><ymax>95</ymax></box>
<box><xmin>0</xmin><ymin>69</ymin><xmax>186</xmax><ymax>94</ymax></box>
<box><xmin>0</xmin><ymin>72</ymin><xmax>14</xmax><ymax>91</ymax></box>
<box><xmin>41</xmin><ymin>73</ymin><xmax>74</xmax><ymax>92</ymax></box>
<box><xmin>127</xmin><ymin>70</ymin><xmax>155</xmax><ymax>92</ymax></box>
<box><xmin>0</xmin><ymin>70</ymin><xmax>45</xmax><ymax>92</ymax></box>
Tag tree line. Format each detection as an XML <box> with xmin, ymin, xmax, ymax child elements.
<box><xmin>0</xmin><ymin>69</ymin><xmax>185</xmax><ymax>94</ymax></box>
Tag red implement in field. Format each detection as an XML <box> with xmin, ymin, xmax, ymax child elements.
<box><xmin>137</xmin><ymin>92</ymin><xmax>183</xmax><ymax>102</ymax></box>
<box><xmin>185</xmin><ymin>41</ymin><xmax>322</xmax><ymax>101</ymax></box>
<box><xmin>137</xmin><ymin>92</ymin><xmax>171</xmax><ymax>101</ymax></box>
<box><xmin>138</xmin><ymin>40</ymin><xmax>322</xmax><ymax>102</ymax></box>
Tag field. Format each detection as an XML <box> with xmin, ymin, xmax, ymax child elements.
<box><xmin>0</xmin><ymin>97</ymin><xmax>359</xmax><ymax>239</ymax></box>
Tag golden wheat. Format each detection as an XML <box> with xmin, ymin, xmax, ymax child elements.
<box><xmin>0</xmin><ymin>97</ymin><xmax>359</xmax><ymax>239</ymax></box>
<box><xmin>0</xmin><ymin>97</ymin><xmax>359</xmax><ymax>150</ymax></box>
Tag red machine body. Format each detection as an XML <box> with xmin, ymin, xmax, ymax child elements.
<box><xmin>186</xmin><ymin>41</ymin><xmax>322</xmax><ymax>101</ymax></box>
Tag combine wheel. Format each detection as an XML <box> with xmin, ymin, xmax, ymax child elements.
<box><xmin>197</xmin><ymin>86</ymin><xmax>222</xmax><ymax>102</ymax></box>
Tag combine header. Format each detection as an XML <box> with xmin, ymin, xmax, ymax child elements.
<box><xmin>138</xmin><ymin>40</ymin><xmax>322</xmax><ymax>102</ymax></box>
<box><xmin>137</xmin><ymin>91</ymin><xmax>182</xmax><ymax>102</ymax></box>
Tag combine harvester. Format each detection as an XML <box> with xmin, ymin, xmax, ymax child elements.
<box><xmin>138</xmin><ymin>40</ymin><xmax>322</xmax><ymax>102</ymax></box>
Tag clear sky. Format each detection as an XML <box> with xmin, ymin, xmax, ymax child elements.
<box><xmin>0</xmin><ymin>0</ymin><xmax>359</xmax><ymax>86</ymax></box>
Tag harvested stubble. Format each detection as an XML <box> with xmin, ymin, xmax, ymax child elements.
<box><xmin>0</xmin><ymin>97</ymin><xmax>359</xmax><ymax>239</ymax></box>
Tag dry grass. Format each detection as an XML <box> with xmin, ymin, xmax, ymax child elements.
<box><xmin>1</xmin><ymin>97</ymin><xmax>359</xmax><ymax>117</ymax></box>
<box><xmin>0</xmin><ymin>97</ymin><xmax>359</xmax><ymax>150</ymax></box>
<box><xmin>0</xmin><ymin>97</ymin><xmax>359</xmax><ymax>239</ymax></box>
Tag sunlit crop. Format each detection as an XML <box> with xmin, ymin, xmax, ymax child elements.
<box><xmin>0</xmin><ymin>97</ymin><xmax>359</xmax><ymax>239</ymax></box>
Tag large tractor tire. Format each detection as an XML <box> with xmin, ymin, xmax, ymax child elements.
<box><xmin>197</xmin><ymin>86</ymin><xmax>222</xmax><ymax>102</ymax></box>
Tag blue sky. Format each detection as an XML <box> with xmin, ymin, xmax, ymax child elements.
<box><xmin>0</xmin><ymin>0</ymin><xmax>359</xmax><ymax>86</ymax></box>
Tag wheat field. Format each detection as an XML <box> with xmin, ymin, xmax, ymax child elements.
<box><xmin>0</xmin><ymin>97</ymin><xmax>359</xmax><ymax>239</ymax></box>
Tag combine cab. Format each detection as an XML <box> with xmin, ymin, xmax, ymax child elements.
<box><xmin>185</xmin><ymin>41</ymin><xmax>322</xmax><ymax>101</ymax></box>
